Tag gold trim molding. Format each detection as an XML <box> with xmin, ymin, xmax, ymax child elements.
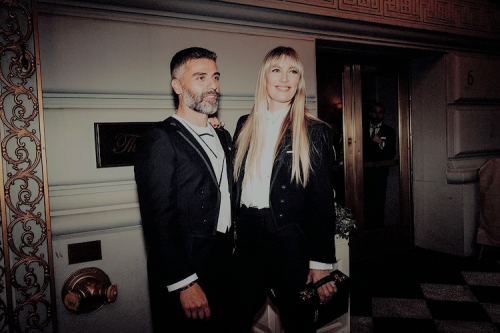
<box><xmin>0</xmin><ymin>0</ymin><xmax>56</xmax><ymax>331</ymax></box>
<box><xmin>219</xmin><ymin>0</ymin><xmax>500</xmax><ymax>40</ymax></box>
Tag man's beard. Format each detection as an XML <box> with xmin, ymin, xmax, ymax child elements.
<box><xmin>182</xmin><ymin>87</ymin><xmax>219</xmax><ymax>115</ymax></box>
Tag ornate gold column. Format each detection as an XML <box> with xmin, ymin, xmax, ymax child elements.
<box><xmin>0</xmin><ymin>0</ymin><xmax>56</xmax><ymax>331</ymax></box>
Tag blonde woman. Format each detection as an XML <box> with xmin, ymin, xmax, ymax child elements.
<box><xmin>231</xmin><ymin>46</ymin><xmax>337</xmax><ymax>333</ymax></box>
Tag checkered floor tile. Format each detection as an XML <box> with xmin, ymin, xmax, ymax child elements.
<box><xmin>350</xmin><ymin>246</ymin><xmax>500</xmax><ymax>332</ymax></box>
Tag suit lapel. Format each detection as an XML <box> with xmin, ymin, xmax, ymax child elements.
<box><xmin>270</xmin><ymin>130</ymin><xmax>292</xmax><ymax>190</ymax></box>
<box><xmin>235</xmin><ymin>152</ymin><xmax>248</xmax><ymax>208</ymax></box>
<box><xmin>215</xmin><ymin>129</ymin><xmax>233</xmax><ymax>187</ymax></box>
<box><xmin>168</xmin><ymin>118</ymin><xmax>219</xmax><ymax>186</ymax></box>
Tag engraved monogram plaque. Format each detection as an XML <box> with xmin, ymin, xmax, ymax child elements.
<box><xmin>95</xmin><ymin>122</ymin><xmax>156</xmax><ymax>168</ymax></box>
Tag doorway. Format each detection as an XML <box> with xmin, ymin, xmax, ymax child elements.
<box><xmin>316</xmin><ymin>43</ymin><xmax>413</xmax><ymax>263</ymax></box>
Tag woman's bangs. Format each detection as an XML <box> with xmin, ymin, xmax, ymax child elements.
<box><xmin>266</xmin><ymin>54</ymin><xmax>303</xmax><ymax>75</ymax></box>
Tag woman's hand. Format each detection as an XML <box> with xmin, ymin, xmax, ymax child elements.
<box><xmin>208</xmin><ymin>117</ymin><xmax>224</xmax><ymax>128</ymax></box>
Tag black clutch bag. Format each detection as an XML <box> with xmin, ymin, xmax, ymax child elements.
<box><xmin>299</xmin><ymin>269</ymin><xmax>351</xmax><ymax>329</ymax></box>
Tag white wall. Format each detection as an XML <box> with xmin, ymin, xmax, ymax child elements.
<box><xmin>411</xmin><ymin>53</ymin><xmax>500</xmax><ymax>256</ymax></box>
<box><xmin>52</xmin><ymin>227</ymin><xmax>151</xmax><ymax>333</ymax></box>
<box><xmin>39</xmin><ymin>12</ymin><xmax>318</xmax><ymax>134</ymax></box>
<box><xmin>411</xmin><ymin>54</ymin><xmax>457</xmax><ymax>253</ymax></box>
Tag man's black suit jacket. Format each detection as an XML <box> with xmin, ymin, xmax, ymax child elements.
<box><xmin>234</xmin><ymin>115</ymin><xmax>337</xmax><ymax>265</ymax></box>
<box><xmin>135</xmin><ymin>117</ymin><xmax>233</xmax><ymax>287</ymax></box>
<box><xmin>363</xmin><ymin>122</ymin><xmax>396</xmax><ymax>162</ymax></box>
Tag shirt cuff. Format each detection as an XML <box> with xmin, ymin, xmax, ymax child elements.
<box><xmin>309</xmin><ymin>261</ymin><xmax>334</xmax><ymax>270</ymax></box>
<box><xmin>166</xmin><ymin>274</ymin><xmax>198</xmax><ymax>292</ymax></box>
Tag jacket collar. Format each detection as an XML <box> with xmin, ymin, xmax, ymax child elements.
<box><xmin>166</xmin><ymin>117</ymin><xmax>220</xmax><ymax>186</ymax></box>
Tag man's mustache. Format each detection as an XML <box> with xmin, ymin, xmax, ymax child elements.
<box><xmin>202</xmin><ymin>89</ymin><xmax>219</xmax><ymax>99</ymax></box>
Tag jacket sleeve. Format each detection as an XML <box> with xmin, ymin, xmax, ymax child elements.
<box><xmin>134</xmin><ymin>126</ymin><xmax>194</xmax><ymax>286</ymax></box>
<box><xmin>306</xmin><ymin>122</ymin><xmax>337</xmax><ymax>264</ymax></box>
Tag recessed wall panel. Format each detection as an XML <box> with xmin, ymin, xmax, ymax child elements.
<box><xmin>448</xmin><ymin>54</ymin><xmax>500</xmax><ymax>102</ymax></box>
<box><xmin>448</xmin><ymin>105</ymin><xmax>500</xmax><ymax>157</ymax></box>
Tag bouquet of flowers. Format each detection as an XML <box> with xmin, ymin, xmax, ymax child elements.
<box><xmin>335</xmin><ymin>202</ymin><xmax>356</xmax><ymax>239</ymax></box>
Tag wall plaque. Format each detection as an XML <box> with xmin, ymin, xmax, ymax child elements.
<box><xmin>94</xmin><ymin>122</ymin><xmax>156</xmax><ymax>168</ymax></box>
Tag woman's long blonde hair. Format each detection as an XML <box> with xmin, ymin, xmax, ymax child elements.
<box><xmin>234</xmin><ymin>46</ymin><xmax>316</xmax><ymax>187</ymax></box>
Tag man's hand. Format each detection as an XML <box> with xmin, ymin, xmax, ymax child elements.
<box><xmin>179</xmin><ymin>283</ymin><xmax>211</xmax><ymax>320</ymax></box>
<box><xmin>372</xmin><ymin>134</ymin><xmax>382</xmax><ymax>144</ymax></box>
<box><xmin>306</xmin><ymin>269</ymin><xmax>337</xmax><ymax>304</ymax></box>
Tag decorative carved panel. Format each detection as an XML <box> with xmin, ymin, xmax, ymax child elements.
<box><xmin>0</xmin><ymin>0</ymin><xmax>56</xmax><ymax>332</ymax></box>
<box><xmin>219</xmin><ymin>0</ymin><xmax>500</xmax><ymax>39</ymax></box>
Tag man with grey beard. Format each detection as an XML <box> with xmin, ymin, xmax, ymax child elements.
<box><xmin>135</xmin><ymin>47</ymin><xmax>233</xmax><ymax>333</ymax></box>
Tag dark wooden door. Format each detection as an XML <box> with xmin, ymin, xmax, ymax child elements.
<box><xmin>316</xmin><ymin>48</ymin><xmax>413</xmax><ymax>262</ymax></box>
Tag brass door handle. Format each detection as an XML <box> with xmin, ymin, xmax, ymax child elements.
<box><xmin>62</xmin><ymin>267</ymin><xmax>118</xmax><ymax>314</ymax></box>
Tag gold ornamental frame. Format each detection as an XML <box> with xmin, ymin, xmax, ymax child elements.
<box><xmin>0</xmin><ymin>0</ymin><xmax>57</xmax><ymax>332</ymax></box>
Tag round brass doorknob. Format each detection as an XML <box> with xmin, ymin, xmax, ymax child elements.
<box><xmin>62</xmin><ymin>267</ymin><xmax>118</xmax><ymax>314</ymax></box>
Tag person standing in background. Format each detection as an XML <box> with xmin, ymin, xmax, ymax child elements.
<box><xmin>363</xmin><ymin>102</ymin><xmax>396</xmax><ymax>229</ymax></box>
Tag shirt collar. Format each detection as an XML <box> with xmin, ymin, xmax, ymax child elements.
<box><xmin>173</xmin><ymin>114</ymin><xmax>212</xmax><ymax>135</ymax></box>
<box><xmin>266</xmin><ymin>106</ymin><xmax>290</xmax><ymax>124</ymax></box>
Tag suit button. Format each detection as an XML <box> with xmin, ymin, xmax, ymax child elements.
<box><xmin>280</xmin><ymin>199</ymin><xmax>285</xmax><ymax>204</ymax></box>
<box><xmin>203</xmin><ymin>219</ymin><xmax>207</xmax><ymax>223</ymax></box>
<box><xmin>201</xmin><ymin>204</ymin><xmax>205</xmax><ymax>209</ymax></box>
<box><xmin>281</xmin><ymin>185</ymin><xmax>286</xmax><ymax>190</ymax></box>
<box><xmin>278</xmin><ymin>213</ymin><xmax>284</xmax><ymax>218</ymax></box>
